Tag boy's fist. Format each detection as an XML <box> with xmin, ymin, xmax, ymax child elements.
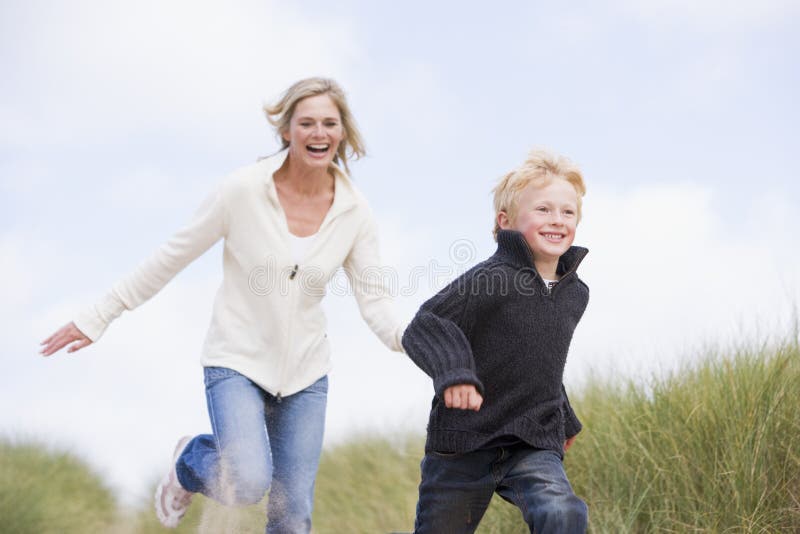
<box><xmin>444</xmin><ymin>384</ymin><xmax>483</xmax><ymax>411</ymax></box>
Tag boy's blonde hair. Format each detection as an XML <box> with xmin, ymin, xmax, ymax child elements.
<box><xmin>492</xmin><ymin>148</ymin><xmax>586</xmax><ymax>240</ymax></box>
<box><xmin>264</xmin><ymin>77</ymin><xmax>366</xmax><ymax>174</ymax></box>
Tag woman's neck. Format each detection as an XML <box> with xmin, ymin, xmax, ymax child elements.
<box><xmin>274</xmin><ymin>156</ymin><xmax>333</xmax><ymax>196</ymax></box>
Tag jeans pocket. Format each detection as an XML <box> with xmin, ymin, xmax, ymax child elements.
<box><xmin>204</xmin><ymin>366</ymin><xmax>241</xmax><ymax>388</ymax></box>
<box><xmin>430</xmin><ymin>450</ymin><xmax>460</xmax><ymax>459</ymax></box>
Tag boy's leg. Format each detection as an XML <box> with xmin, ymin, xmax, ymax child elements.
<box><xmin>414</xmin><ymin>449</ymin><xmax>496</xmax><ymax>534</ymax></box>
<box><xmin>496</xmin><ymin>447</ymin><xmax>587</xmax><ymax>534</ymax></box>
<box><xmin>176</xmin><ymin>366</ymin><xmax>273</xmax><ymax>506</ymax></box>
<box><xmin>264</xmin><ymin>375</ymin><xmax>328</xmax><ymax>534</ymax></box>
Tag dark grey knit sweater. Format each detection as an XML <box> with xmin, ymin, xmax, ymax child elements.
<box><xmin>402</xmin><ymin>229</ymin><xmax>589</xmax><ymax>457</ymax></box>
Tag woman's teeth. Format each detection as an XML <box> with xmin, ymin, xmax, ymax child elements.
<box><xmin>307</xmin><ymin>144</ymin><xmax>329</xmax><ymax>154</ymax></box>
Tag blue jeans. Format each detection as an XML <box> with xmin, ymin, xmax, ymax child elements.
<box><xmin>414</xmin><ymin>444</ymin><xmax>587</xmax><ymax>534</ymax></box>
<box><xmin>175</xmin><ymin>367</ymin><xmax>328</xmax><ymax>534</ymax></box>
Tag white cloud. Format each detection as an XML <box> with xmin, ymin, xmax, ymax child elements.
<box><xmin>612</xmin><ymin>0</ymin><xmax>799</xmax><ymax>31</ymax></box>
<box><xmin>1</xmin><ymin>0</ymin><xmax>362</xmax><ymax>148</ymax></box>
<box><xmin>567</xmin><ymin>182</ymin><xmax>800</xmax><ymax>383</ymax></box>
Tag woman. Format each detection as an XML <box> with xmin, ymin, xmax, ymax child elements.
<box><xmin>39</xmin><ymin>78</ymin><xmax>405</xmax><ymax>532</ymax></box>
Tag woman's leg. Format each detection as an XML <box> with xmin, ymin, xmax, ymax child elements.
<box><xmin>176</xmin><ymin>366</ymin><xmax>273</xmax><ymax>506</ymax></box>
<box><xmin>263</xmin><ymin>375</ymin><xmax>329</xmax><ymax>534</ymax></box>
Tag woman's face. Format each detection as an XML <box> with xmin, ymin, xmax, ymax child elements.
<box><xmin>283</xmin><ymin>93</ymin><xmax>345</xmax><ymax>172</ymax></box>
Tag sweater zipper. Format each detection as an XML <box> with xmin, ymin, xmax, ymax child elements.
<box><xmin>521</xmin><ymin>241</ymin><xmax>586</xmax><ymax>298</ymax></box>
<box><xmin>549</xmin><ymin>251</ymin><xmax>587</xmax><ymax>298</ymax></box>
<box><xmin>276</xmin><ymin>263</ymin><xmax>299</xmax><ymax>402</ymax></box>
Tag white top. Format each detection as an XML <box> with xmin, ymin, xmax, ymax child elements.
<box><xmin>288</xmin><ymin>232</ymin><xmax>318</xmax><ymax>264</ymax></box>
<box><xmin>73</xmin><ymin>149</ymin><xmax>406</xmax><ymax>397</ymax></box>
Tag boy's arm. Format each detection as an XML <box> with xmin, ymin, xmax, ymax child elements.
<box><xmin>561</xmin><ymin>384</ymin><xmax>583</xmax><ymax>438</ymax></box>
<box><xmin>402</xmin><ymin>277</ymin><xmax>484</xmax><ymax>400</ymax></box>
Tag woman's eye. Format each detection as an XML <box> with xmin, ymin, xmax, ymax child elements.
<box><xmin>536</xmin><ymin>207</ymin><xmax>548</xmax><ymax>213</ymax></box>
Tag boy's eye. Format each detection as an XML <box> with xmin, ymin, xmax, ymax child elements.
<box><xmin>536</xmin><ymin>207</ymin><xmax>549</xmax><ymax>213</ymax></box>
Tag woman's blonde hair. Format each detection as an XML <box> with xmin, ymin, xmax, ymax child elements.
<box><xmin>264</xmin><ymin>77</ymin><xmax>365</xmax><ymax>174</ymax></box>
<box><xmin>492</xmin><ymin>148</ymin><xmax>586</xmax><ymax>240</ymax></box>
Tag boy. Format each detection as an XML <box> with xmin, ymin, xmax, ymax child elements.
<box><xmin>402</xmin><ymin>148</ymin><xmax>589</xmax><ymax>533</ymax></box>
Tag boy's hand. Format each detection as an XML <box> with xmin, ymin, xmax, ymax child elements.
<box><xmin>444</xmin><ymin>384</ymin><xmax>483</xmax><ymax>411</ymax></box>
<box><xmin>564</xmin><ymin>435</ymin><xmax>577</xmax><ymax>452</ymax></box>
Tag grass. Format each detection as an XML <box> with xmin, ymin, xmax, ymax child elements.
<box><xmin>3</xmin><ymin>335</ymin><xmax>798</xmax><ymax>532</ymax></box>
<box><xmin>0</xmin><ymin>439</ymin><xmax>118</xmax><ymax>533</ymax></box>
<box><xmin>567</xmin><ymin>339</ymin><xmax>800</xmax><ymax>532</ymax></box>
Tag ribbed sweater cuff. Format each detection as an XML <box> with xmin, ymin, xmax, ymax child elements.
<box><xmin>563</xmin><ymin>413</ymin><xmax>582</xmax><ymax>438</ymax></box>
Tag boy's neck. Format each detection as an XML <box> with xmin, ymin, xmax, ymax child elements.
<box><xmin>534</xmin><ymin>259</ymin><xmax>559</xmax><ymax>280</ymax></box>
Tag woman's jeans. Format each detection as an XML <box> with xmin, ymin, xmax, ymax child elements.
<box><xmin>175</xmin><ymin>367</ymin><xmax>328</xmax><ymax>534</ymax></box>
<box><xmin>414</xmin><ymin>444</ymin><xmax>588</xmax><ymax>534</ymax></box>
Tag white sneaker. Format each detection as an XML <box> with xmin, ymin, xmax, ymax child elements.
<box><xmin>155</xmin><ymin>435</ymin><xmax>194</xmax><ymax>528</ymax></box>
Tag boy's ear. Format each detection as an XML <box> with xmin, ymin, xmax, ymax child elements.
<box><xmin>497</xmin><ymin>211</ymin><xmax>511</xmax><ymax>230</ymax></box>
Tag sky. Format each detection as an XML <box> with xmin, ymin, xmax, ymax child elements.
<box><xmin>2</xmin><ymin>0</ymin><xmax>799</xmax><ymax>506</ymax></box>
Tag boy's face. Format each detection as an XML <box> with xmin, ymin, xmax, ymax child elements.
<box><xmin>502</xmin><ymin>178</ymin><xmax>579</xmax><ymax>265</ymax></box>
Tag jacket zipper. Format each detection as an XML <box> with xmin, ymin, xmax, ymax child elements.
<box><xmin>276</xmin><ymin>263</ymin><xmax>299</xmax><ymax>402</ymax></box>
<box><xmin>520</xmin><ymin>241</ymin><xmax>586</xmax><ymax>299</ymax></box>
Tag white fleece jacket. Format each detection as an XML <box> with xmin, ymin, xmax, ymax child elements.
<box><xmin>74</xmin><ymin>149</ymin><xmax>406</xmax><ymax>397</ymax></box>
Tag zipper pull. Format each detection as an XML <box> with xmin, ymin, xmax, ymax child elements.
<box><xmin>276</xmin><ymin>392</ymin><xmax>282</xmax><ymax>403</ymax></box>
<box><xmin>289</xmin><ymin>264</ymin><xmax>298</xmax><ymax>280</ymax></box>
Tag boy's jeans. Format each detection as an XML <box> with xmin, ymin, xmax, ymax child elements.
<box><xmin>414</xmin><ymin>443</ymin><xmax>587</xmax><ymax>534</ymax></box>
<box><xmin>175</xmin><ymin>366</ymin><xmax>327</xmax><ymax>534</ymax></box>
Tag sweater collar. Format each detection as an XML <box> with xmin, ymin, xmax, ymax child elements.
<box><xmin>494</xmin><ymin>229</ymin><xmax>588</xmax><ymax>277</ymax></box>
<box><xmin>261</xmin><ymin>148</ymin><xmax>358</xmax><ymax>219</ymax></box>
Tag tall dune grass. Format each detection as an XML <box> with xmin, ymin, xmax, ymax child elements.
<box><xmin>4</xmin><ymin>335</ymin><xmax>798</xmax><ymax>532</ymax></box>
<box><xmin>0</xmin><ymin>440</ymin><xmax>118</xmax><ymax>533</ymax></box>
<box><xmin>567</xmin><ymin>338</ymin><xmax>800</xmax><ymax>532</ymax></box>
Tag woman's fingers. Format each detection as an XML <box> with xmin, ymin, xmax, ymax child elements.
<box><xmin>40</xmin><ymin>322</ymin><xmax>91</xmax><ymax>356</ymax></box>
<box><xmin>67</xmin><ymin>337</ymin><xmax>92</xmax><ymax>353</ymax></box>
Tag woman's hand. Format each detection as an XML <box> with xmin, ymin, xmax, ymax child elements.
<box><xmin>40</xmin><ymin>322</ymin><xmax>92</xmax><ymax>356</ymax></box>
<box><xmin>444</xmin><ymin>384</ymin><xmax>483</xmax><ymax>411</ymax></box>
<box><xmin>564</xmin><ymin>435</ymin><xmax>577</xmax><ymax>452</ymax></box>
